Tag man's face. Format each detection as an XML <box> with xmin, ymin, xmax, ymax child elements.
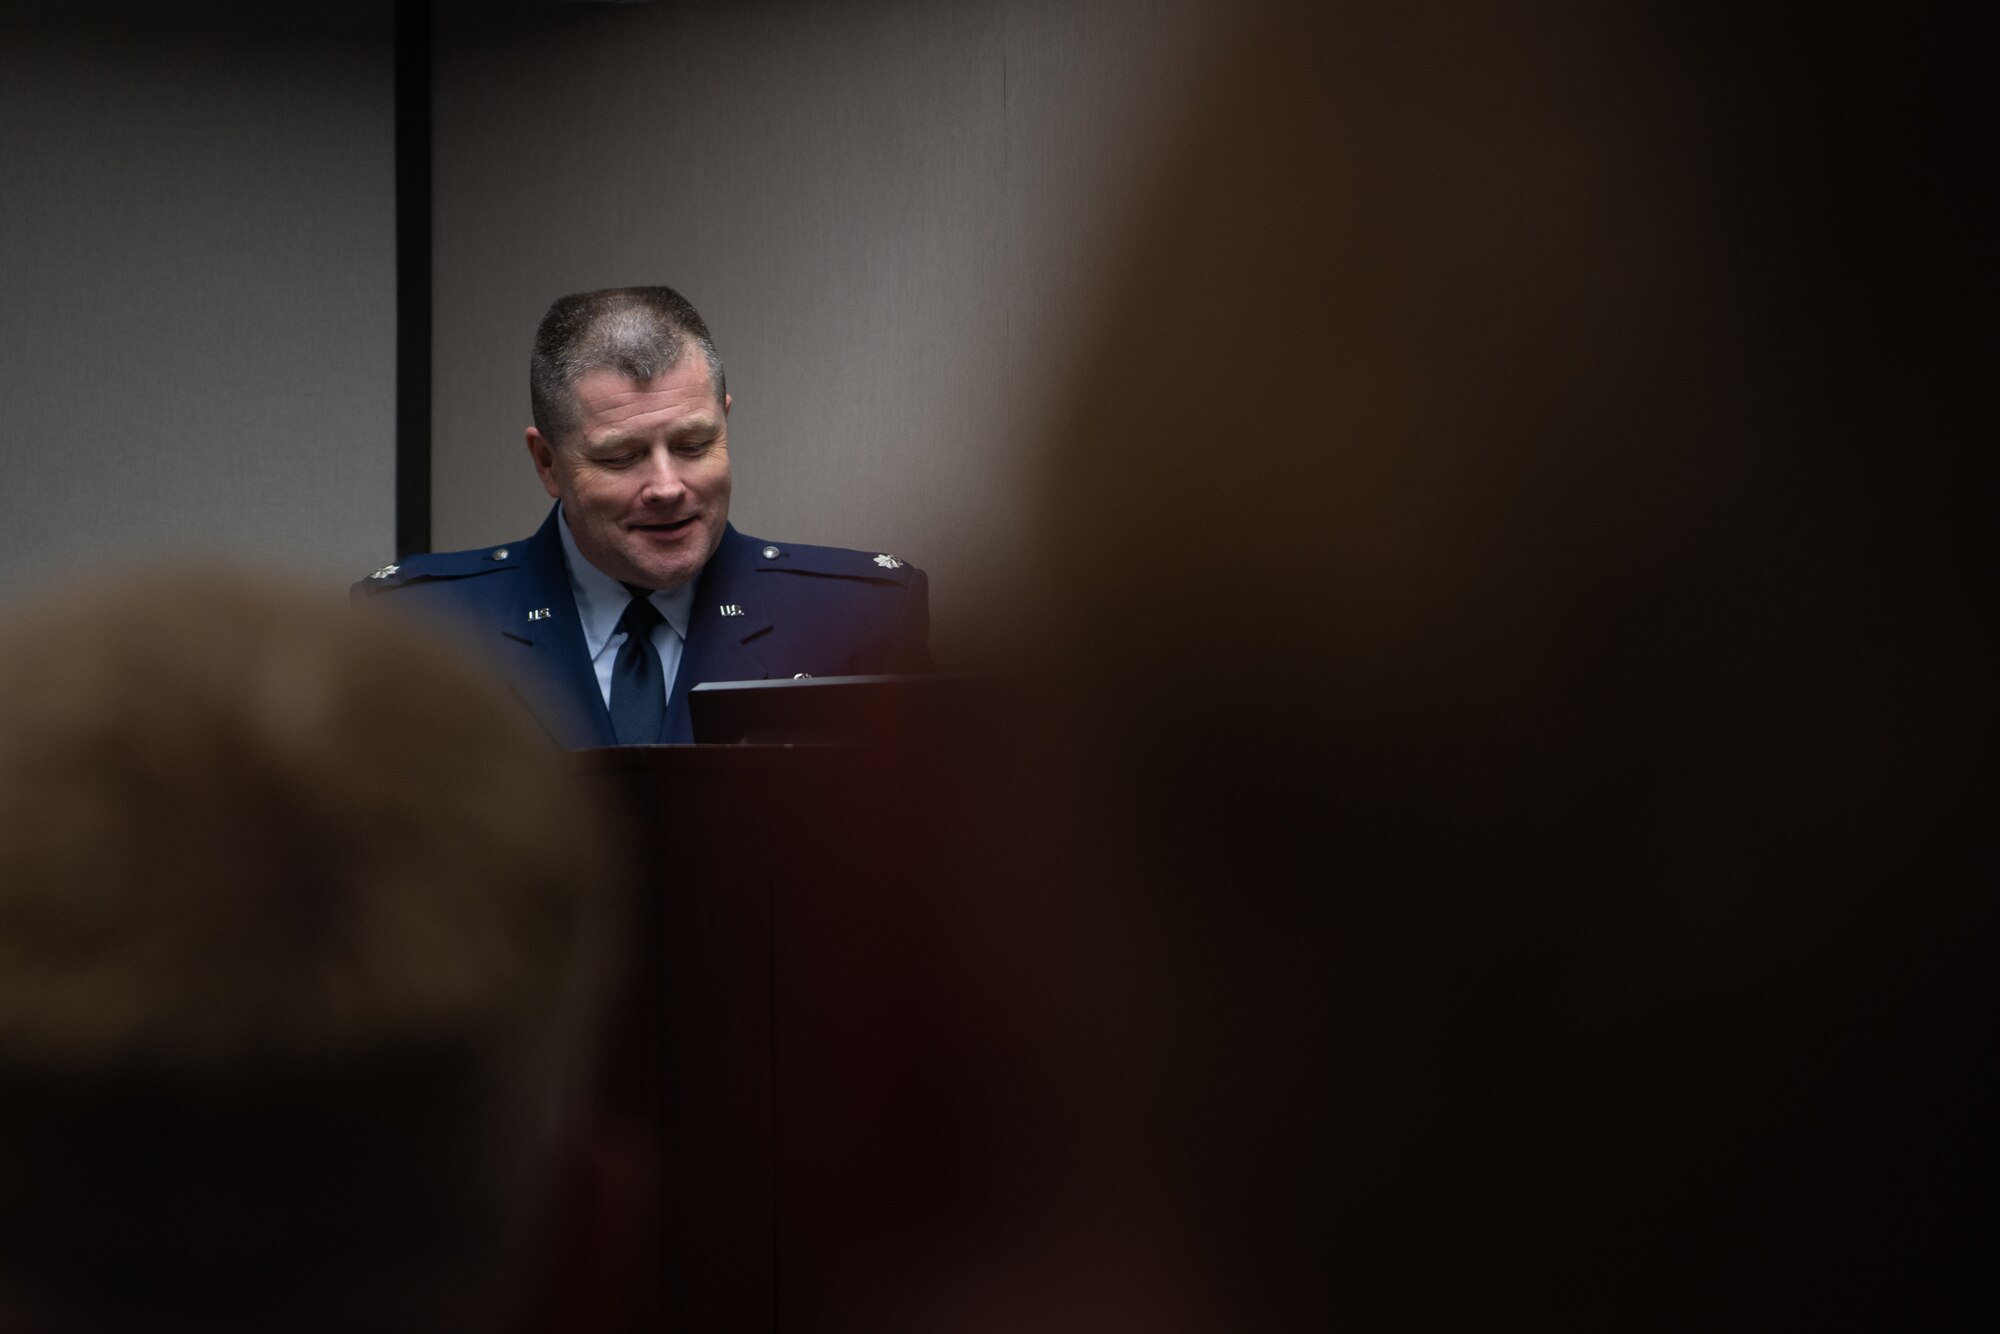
<box><xmin>526</xmin><ymin>358</ymin><xmax>733</xmax><ymax>591</ymax></box>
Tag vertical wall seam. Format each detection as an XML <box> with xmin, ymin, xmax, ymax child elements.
<box><xmin>394</xmin><ymin>0</ymin><xmax>433</xmax><ymax>557</ymax></box>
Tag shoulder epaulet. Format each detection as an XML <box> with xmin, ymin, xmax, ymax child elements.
<box><xmin>353</xmin><ymin>542</ymin><xmax>524</xmax><ymax>594</ymax></box>
<box><xmin>746</xmin><ymin>538</ymin><xmax>919</xmax><ymax>584</ymax></box>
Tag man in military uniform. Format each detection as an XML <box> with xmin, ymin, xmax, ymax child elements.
<box><xmin>356</xmin><ymin>286</ymin><xmax>931</xmax><ymax>746</ymax></box>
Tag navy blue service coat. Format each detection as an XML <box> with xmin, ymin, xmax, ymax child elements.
<box><xmin>352</xmin><ymin>506</ymin><xmax>931</xmax><ymax>746</ymax></box>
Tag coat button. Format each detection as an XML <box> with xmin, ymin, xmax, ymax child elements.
<box><xmin>490</xmin><ymin>547</ymin><xmax>510</xmax><ymax>560</ymax></box>
<box><xmin>762</xmin><ymin>545</ymin><xmax>781</xmax><ymax>560</ymax></box>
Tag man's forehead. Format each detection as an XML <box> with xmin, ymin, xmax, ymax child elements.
<box><xmin>571</xmin><ymin>364</ymin><xmax>724</xmax><ymax>430</ymax></box>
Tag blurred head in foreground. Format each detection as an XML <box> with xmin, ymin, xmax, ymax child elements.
<box><xmin>0</xmin><ymin>574</ymin><xmax>613</xmax><ymax>1333</ymax></box>
<box><xmin>951</xmin><ymin>1</ymin><xmax>1983</xmax><ymax>1329</ymax></box>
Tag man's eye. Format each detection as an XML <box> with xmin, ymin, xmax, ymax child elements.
<box><xmin>673</xmin><ymin>438</ymin><xmax>714</xmax><ymax>457</ymax></box>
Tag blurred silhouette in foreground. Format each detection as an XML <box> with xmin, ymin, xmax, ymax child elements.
<box><xmin>0</xmin><ymin>576</ymin><xmax>620</xmax><ymax>1333</ymax></box>
<box><xmin>907</xmin><ymin>1</ymin><xmax>1987</xmax><ymax>1330</ymax></box>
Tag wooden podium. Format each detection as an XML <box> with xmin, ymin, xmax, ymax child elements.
<box><xmin>573</xmin><ymin>743</ymin><xmax>990</xmax><ymax>1334</ymax></box>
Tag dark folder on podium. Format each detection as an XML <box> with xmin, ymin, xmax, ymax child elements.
<box><xmin>688</xmin><ymin>672</ymin><xmax>986</xmax><ymax>745</ymax></box>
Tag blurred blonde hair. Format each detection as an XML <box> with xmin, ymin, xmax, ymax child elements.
<box><xmin>0</xmin><ymin>571</ymin><xmax>615</xmax><ymax>1332</ymax></box>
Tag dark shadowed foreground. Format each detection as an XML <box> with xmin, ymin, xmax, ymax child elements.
<box><xmin>899</xmin><ymin>1</ymin><xmax>1988</xmax><ymax>1329</ymax></box>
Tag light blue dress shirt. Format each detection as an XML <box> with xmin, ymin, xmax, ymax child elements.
<box><xmin>556</xmin><ymin>508</ymin><xmax>696</xmax><ymax>713</ymax></box>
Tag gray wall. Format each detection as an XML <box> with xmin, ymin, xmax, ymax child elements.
<box><xmin>0</xmin><ymin>0</ymin><xmax>1218</xmax><ymax>626</ymax></box>
<box><xmin>431</xmin><ymin>0</ymin><xmax>1219</xmax><ymax>649</ymax></box>
<box><xmin>0</xmin><ymin>3</ymin><xmax>396</xmax><ymax>606</ymax></box>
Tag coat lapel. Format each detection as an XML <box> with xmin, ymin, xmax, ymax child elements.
<box><xmin>500</xmin><ymin>507</ymin><xmax>616</xmax><ymax>748</ymax></box>
<box><xmin>664</xmin><ymin>525</ymin><xmax>773</xmax><ymax>743</ymax></box>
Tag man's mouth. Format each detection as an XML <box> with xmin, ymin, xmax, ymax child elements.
<box><xmin>630</xmin><ymin>515</ymin><xmax>697</xmax><ymax>534</ymax></box>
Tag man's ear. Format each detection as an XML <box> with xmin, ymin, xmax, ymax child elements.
<box><xmin>723</xmin><ymin>393</ymin><xmax>732</xmax><ymax>417</ymax></box>
<box><xmin>526</xmin><ymin>428</ymin><xmax>563</xmax><ymax>501</ymax></box>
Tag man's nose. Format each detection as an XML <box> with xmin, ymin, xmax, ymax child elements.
<box><xmin>636</xmin><ymin>450</ymin><xmax>685</xmax><ymax>503</ymax></box>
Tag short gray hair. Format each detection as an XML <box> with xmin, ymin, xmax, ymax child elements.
<box><xmin>529</xmin><ymin>286</ymin><xmax>727</xmax><ymax>443</ymax></box>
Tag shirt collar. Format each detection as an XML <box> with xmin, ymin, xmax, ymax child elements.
<box><xmin>556</xmin><ymin>507</ymin><xmax>697</xmax><ymax>657</ymax></box>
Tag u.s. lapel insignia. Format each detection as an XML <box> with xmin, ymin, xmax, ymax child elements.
<box><xmin>370</xmin><ymin>563</ymin><xmax>399</xmax><ymax>579</ymax></box>
<box><xmin>719</xmin><ymin>603</ymin><xmax>746</xmax><ymax>617</ymax></box>
<box><xmin>527</xmin><ymin>607</ymin><xmax>552</xmax><ymax>621</ymax></box>
<box><xmin>873</xmin><ymin>554</ymin><xmax>903</xmax><ymax>570</ymax></box>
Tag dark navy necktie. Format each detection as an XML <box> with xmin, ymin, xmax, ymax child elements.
<box><xmin>608</xmin><ymin>588</ymin><xmax>667</xmax><ymax>745</ymax></box>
